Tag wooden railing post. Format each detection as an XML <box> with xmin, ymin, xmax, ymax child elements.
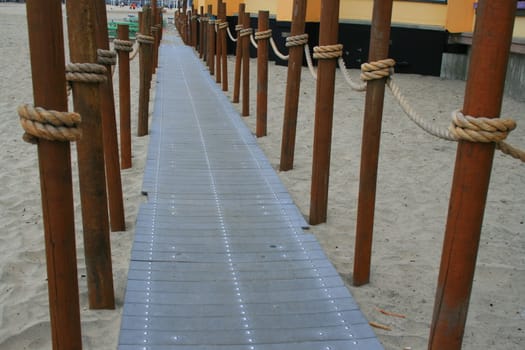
<box><xmin>65</xmin><ymin>0</ymin><xmax>115</xmax><ymax>309</ymax></box>
<box><xmin>256</xmin><ymin>10</ymin><xmax>270</xmax><ymax>137</ymax></box>
<box><xmin>24</xmin><ymin>0</ymin><xmax>82</xmax><ymax>347</ymax></box>
<box><xmin>94</xmin><ymin>0</ymin><xmax>126</xmax><ymax>232</ymax></box>
<box><xmin>241</xmin><ymin>12</ymin><xmax>251</xmax><ymax>116</ymax></box>
<box><xmin>215</xmin><ymin>0</ymin><xmax>223</xmax><ymax>84</ymax></box>
<box><xmin>309</xmin><ymin>0</ymin><xmax>340</xmax><ymax>225</ymax></box>
<box><xmin>352</xmin><ymin>0</ymin><xmax>394</xmax><ymax>286</ymax></box>
<box><xmin>220</xmin><ymin>1</ymin><xmax>228</xmax><ymax>92</ymax></box>
<box><xmin>199</xmin><ymin>6</ymin><xmax>205</xmax><ymax>58</ymax></box>
<box><xmin>279</xmin><ymin>0</ymin><xmax>307</xmax><ymax>170</ymax></box>
<box><xmin>207</xmin><ymin>4</ymin><xmax>215</xmax><ymax>75</ymax></box>
<box><xmin>116</xmin><ymin>24</ymin><xmax>132</xmax><ymax>169</ymax></box>
<box><xmin>233</xmin><ymin>3</ymin><xmax>245</xmax><ymax>103</ymax></box>
<box><xmin>137</xmin><ymin>6</ymin><xmax>153</xmax><ymax>137</ymax></box>
<box><xmin>429</xmin><ymin>1</ymin><xmax>517</xmax><ymax>348</ymax></box>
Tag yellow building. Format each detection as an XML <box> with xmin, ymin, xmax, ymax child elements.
<box><xmin>188</xmin><ymin>1</ymin><xmax>524</xmax><ymax>100</ymax></box>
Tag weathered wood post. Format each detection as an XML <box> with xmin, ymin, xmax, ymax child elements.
<box><xmin>137</xmin><ymin>6</ymin><xmax>154</xmax><ymax>136</ymax></box>
<box><xmin>256</xmin><ymin>10</ymin><xmax>270</xmax><ymax>137</ymax></box>
<box><xmin>279</xmin><ymin>0</ymin><xmax>307</xmax><ymax>170</ymax></box>
<box><xmin>192</xmin><ymin>5</ymin><xmax>198</xmax><ymax>48</ymax></box>
<box><xmin>232</xmin><ymin>3</ymin><xmax>246</xmax><ymax>103</ymax></box>
<box><xmin>116</xmin><ymin>24</ymin><xmax>133</xmax><ymax>169</ymax></box>
<box><xmin>220</xmin><ymin>1</ymin><xmax>228</xmax><ymax>92</ymax></box>
<box><xmin>208</xmin><ymin>4</ymin><xmax>216</xmax><ymax>75</ymax></box>
<box><xmin>23</xmin><ymin>0</ymin><xmax>82</xmax><ymax>347</ymax></box>
<box><xmin>151</xmin><ymin>0</ymin><xmax>158</xmax><ymax>70</ymax></box>
<box><xmin>241</xmin><ymin>12</ymin><xmax>251</xmax><ymax>116</ymax></box>
<box><xmin>309</xmin><ymin>0</ymin><xmax>341</xmax><ymax>225</ymax></box>
<box><xmin>199</xmin><ymin>6</ymin><xmax>205</xmax><ymax>58</ymax></box>
<box><xmin>352</xmin><ymin>0</ymin><xmax>394</xmax><ymax>286</ymax></box>
<box><xmin>215</xmin><ymin>0</ymin><xmax>223</xmax><ymax>84</ymax></box>
<box><xmin>65</xmin><ymin>0</ymin><xmax>115</xmax><ymax>309</ymax></box>
<box><xmin>94</xmin><ymin>0</ymin><xmax>126</xmax><ymax>232</ymax></box>
<box><xmin>429</xmin><ymin>1</ymin><xmax>517</xmax><ymax>349</ymax></box>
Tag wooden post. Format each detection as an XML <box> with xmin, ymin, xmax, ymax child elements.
<box><xmin>233</xmin><ymin>3</ymin><xmax>245</xmax><ymax>103</ymax></box>
<box><xmin>215</xmin><ymin>0</ymin><xmax>222</xmax><ymax>84</ymax></box>
<box><xmin>25</xmin><ymin>0</ymin><xmax>82</xmax><ymax>347</ymax></box>
<box><xmin>191</xmin><ymin>7</ymin><xmax>197</xmax><ymax>49</ymax></box>
<box><xmin>137</xmin><ymin>6</ymin><xmax>153</xmax><ymax>136</ymax></box>
<box><xmin>151</xmin><ymin>0</ymin><xmax>158</xmax><ymax>69</ymax></box>
<box><xmin>65</xmin><ymin>0</ymin><xmax>115</xmax><ymax>309</ymax></box>
<box><xmin>199</xmin><ymin>6</ymin><xmax>205</xmax><ymax>58</ymax></box>
<box><xmin>93</xmin><ymin>0</ymin><xmax>126</xmax><ymax>232</ymax></box>
<box><xmin>256</xmin><ymin>10</ymin><xmax>270</xmax><ymax>137</ymax></box>
<box><xmin>352</xmin><ymin>0</ymin><xmax>393</xmax><ymax>286</ymax></box>
<box><xmin>309</xmin><ymin>0</ymin><xmax>340</xmax><ymax>225</ymax></box>
<box><xmin>279</xmin><ymin>0</ymin><xmax>307</xmax><ymax>170</ymax></box>
<box><xmin>241</xmin><ymin>12</ymin><xmax>250</xmax><ymax>116</ymax></box>
<box><xmin>429</xmin><ymin>1</ymin><xmax>516</xmax><ymax>349</ymax></box>
<box><xmin>208</xmin><ymin>5</ymin><xmax>216</xmax><ymax>75</ymax></box>
<box><xmin>117</xmin><ymin>24</ymin><xmax>132</xmax><ymax>169</ymax></box>
<box><xmin>220</xmin><ymin>2</ymin><xmax>228</xmax><ymax>92</ymax></box>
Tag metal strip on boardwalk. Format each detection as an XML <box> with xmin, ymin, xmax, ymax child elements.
<box><xmin>118</xmin><ymin>34</ymin><xmax>383</xmax><ymax>350</ymax></box>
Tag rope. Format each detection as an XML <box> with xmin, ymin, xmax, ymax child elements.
<box><xmin>136</xmin><ymin>33</ymin><xmax>155</xmax><ymax>45</ymax></box>
<box><xmin>97</xmin><ymin>49</ymin><xmax>117</xmax><ymax>65</ymax></box>
<box><xmin>129</xmin><ymin>42</ymin><xmax>139</xmax><ymax>61</ymax></box>
<box><xmin>304</xmin><ymin>43</ymin><xmax>317</xmax><ymax>79</ymax></box>
<box><xmin>18</xmin><ymin>104</ymin><xmax>82</xmax><ymax>144</ymax></box>
<box><xmin>313</xmin><ymin>44</ymin><xmax>343</xmax><ymax>59</ymax></box>
<box><xmin>65</xmin><ymin>63</ymin><xmax>107</xmax><ymax>83</ymax></box>
<box><xmin>235</xmin><ymin>24</ymin><xmax>243</xmax><ymax>31</ymax></box>
<box><xmin>239</xmin><ymin>28</ymin><xmax>253</xmax><ymax>38</ymax></box>
<box><xmin>254</xmin><ymin>29</ymin><xmax>272</xmax><ymax>40</ymax></box>
<box><xmin>269</xmin><ymin>37</ymin><xmax>289</xmax><ymax>60</ymax></box>
<box><xmin>361</xmin><ymin>59</ymin><xmax>395</xmax><ymax>81</ymax></box>
<box><xmin>113</xmin><ymin>39</ymin><xmax>134</xmax><ymax>52</ymax></box>
<box><xmin>226</xmin><ymin>26</ymin><xmax>237</xmax><ymax>42</ymax></box>
<box><xmin>337</xmin><ymin>57</ymin><xmax>366</xmax><ymax>91</ymax></box>
<box><xmin>218</xmin><ymin>21</ymin><xmax>229</xmax><ymax>30</ymax></box>
<box><xmin>285</xmin><ymin>33</ymin><xmax>308</xmax><ymax>48</ymax></box>
<box><xmin>250</xmin><ymin>34</ymin><xmax>258</xmax><ymax>49</ymax></box>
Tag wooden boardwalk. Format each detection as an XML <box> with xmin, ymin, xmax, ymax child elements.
<box><xmin>118</xmin><ymin>34</ymin><xmax>383</xmax><ymax>350</ymax></box>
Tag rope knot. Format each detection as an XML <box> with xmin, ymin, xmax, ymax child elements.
<box><xmin>136</xmin><ymin>33</ymin><xmax>155</xmax><ymax>45</ymax></box>
<box><xmin>313</xmin><ymin>44</ymin><xmax>343</xmax><ymax>60</ymax></box>
<box><xmin>254</xmin><ymin>29</ymin><xmax>272</xmax><ymax>40</ymax></box>
<box><xmin>449</xmin><ymin>110</ymin><xmax>517</xmax><ymax>143</ymax></box>
<box><xmin>361</xmin><ymin>58</ymin><xmax>395</xmax><ymax>81</ymax></box>
<box><xmin>235</xmin><ymin>24</ymin><xmax>244</xmax><ymax>32</ymax></box>
<box><xmin>218</xmin><ymin>21</ymin><xmax>229</xmax><ymax>30</ymax></box>
<box><xmin>65</xmin><ymin>63</ymin><xmax>107</xmax><ymax>84</ymax></box>
<box><xmin>97</xmin><ymin>49</ymin><xmax>117</xmax><ymax>65</ymax></box>
<box><xmin>18</xmin><ymin>104</ymin><xmax>82</xmax><ymax>144</ymax></box>
<box><xmin>239</xmin><ymin>28</ymin><xmax>253</xmax><ymax>37</ymax></box>
<box><xmin>113</xmin><ymin>39</ymin><xmax>134</xmax><ymax>52</ymax></box>
<box><xmin>285</xmin><ymin>33</ymin><xmax>308</xmax><ymax>47</ymax></box>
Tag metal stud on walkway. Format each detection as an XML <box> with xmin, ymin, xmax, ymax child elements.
<box><xmin>118</xmin><ymin>34</ymin><xmax>383</xmax><ymax>350</ymax></box>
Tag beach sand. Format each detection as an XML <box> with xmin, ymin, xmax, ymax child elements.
<box><xmin>1</xmin><ymin>3</ymin><xmax>523</xmax><ymax>349</ymax></box>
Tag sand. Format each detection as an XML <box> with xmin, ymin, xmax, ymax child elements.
<box><xmin>1</xmin><ymin>3</ymin><xmax>523</xmax><ymax>349</ymax></box>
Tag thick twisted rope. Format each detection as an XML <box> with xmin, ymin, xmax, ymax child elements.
<box><xmin>250</xmin><ymin>34</ymin><xmax>258</xmax><ymax>49</ymax></box>
<box><xmin>18</xmin><ymin>104</ymin><xmax>82</xmax><ymax>144</ymax></box>
<box><xmin>97</xmin><ymin>49</ymin><xmax>117</xmax><ymax>66</ymax></box>
<box><xmin>227</xmin><ymin>26</ymin><xmax>237</xmax><ymax>42</ymax></box>
<box><xmin>285</xmin><ymin>33</ymin><xmax>309</xmax><ymax>48</ymax></box>
<box><xmin>337</xmin><ymin>57</ymin><xmax>366</xmax><ymax>91</ymax></box>
<box><xmin>113</xmin><ymin>39</ymin><xmax>134</xmax><ymax>52</ymax></box>
<box><xmin>136</xmin><ymin>33</ymin><xmax>155</xmax><ymax>45</ymax></box>
<box><xmin>218</xmin><ymin>21</ymin><xmax>229</xmax><ymax>30</ymax></box>
<box><xmin>254</xmin><ymin>29</ymin><xmax>272</xmax><ymax>40</ymax></box>
<box><xmin>313</xmin><ymin>44</ymin><xmax>343</xmax><ymax>59</ymax></box>
<box><xmin>65</xmin><ymin>63</ymin><xmax>107</xmax><ymax>83</ymax></box>
<box><xmin>361</xmin><ymin>58</ymin><xmax>395</xmax><ymax>81</ymax></box>
<box><xmin>239</xmin><ymin>27</ymin><xmax>253</xmax><ymax>38</ymax></box>
<box><xmin>269</xmin><ymin>37</ymin><xmax>289</xmax><ymax>60</ymax></box>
